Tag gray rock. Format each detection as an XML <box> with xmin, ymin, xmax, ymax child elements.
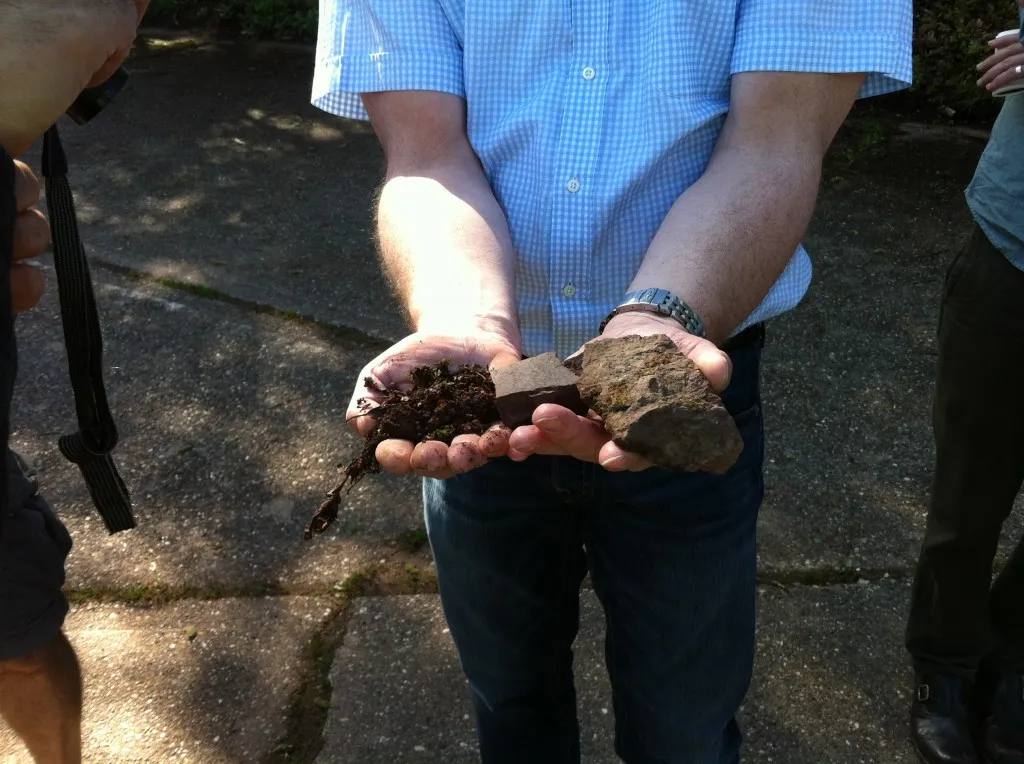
<box><xmin>577</xmin><ymin>335</ymin><xmax>743</xmax><ymax>473</ymax></box>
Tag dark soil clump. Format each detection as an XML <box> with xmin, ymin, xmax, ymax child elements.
<box><xmin>304</xmin><ymin>361</ymin><xmax>498</xmax><ymax>539</ymax></box>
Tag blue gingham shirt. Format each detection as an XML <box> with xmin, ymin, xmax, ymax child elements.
<box><xmin>312</xmin><ymin>1</ymin><xmax>912</xmax><ymax>358</ymax></box>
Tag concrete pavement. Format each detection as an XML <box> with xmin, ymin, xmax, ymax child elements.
<box><xmin>0</xmin><ymin>33</ymin><xmax>1015</xmax><ymax>762</ymax></box>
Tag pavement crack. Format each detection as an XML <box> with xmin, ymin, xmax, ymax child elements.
<box><xmin>264</xmin><ymin>562</ymin><xmax>439</xmax><ymax>764</ymax></box>
<box><xmin>89</xmin><ymin>257</ymin><xmax>393</xmax><ymax>353</ymax></box>
<box><xmin>757</xmin><ymin>566</ymin><xmax>912</xmax><ymax>587</ymax></box>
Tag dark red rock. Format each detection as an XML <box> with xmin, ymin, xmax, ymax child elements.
<box><xmin>576</xmin><ymin>334</ymin><xmax>743</xmax><ymax>473</ymax></box>
<box><xmin>491</xmin><ymin>352</ymin><xmax>587</xmax><ymax>428</ymax></box>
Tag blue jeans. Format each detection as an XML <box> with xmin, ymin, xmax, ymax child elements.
<box><xmin>424</xmin><ymin>327</ymin><xmax>765</xmax><ymax>764</ymax></box>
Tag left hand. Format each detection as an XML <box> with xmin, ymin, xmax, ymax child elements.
<box><xmin>506</xmin><ymin>312</ymin><xmax>732</xmax><ymax>472</ymax></box>
<box><xmin>11</xmin><ymin>160</ymin><xmax>49</xmax><ymax>314</ymax></box>
<box><xmin>977</xmin><ymin>28</ymin><xmax>1024</xmax><ymax>93</ymax></box>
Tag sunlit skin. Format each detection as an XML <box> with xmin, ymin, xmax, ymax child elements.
<box><xmin>346</xmin><ymin>311</ymin><xmax>734</xmax><ymax>478</ymax></box>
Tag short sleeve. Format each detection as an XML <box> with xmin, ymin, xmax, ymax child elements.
<box><xmin>731</xmin><ymin>0</ymin><xmax>913</xmax><ymax>99</ymax></box>
<box><xmin>311</xmin><ymin>0</ymin><xmax>465</xmax><ymax>121</ymax></box>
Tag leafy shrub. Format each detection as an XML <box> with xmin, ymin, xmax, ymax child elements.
<box><xmin>913</xmin><ymin>0</ymin><xmax>1021</xmax><ymax>119</ymax></box>
<box><xmin>147</xmin><ymin>0</ymin><xmax>317</xmax><ymax>41</ymax></box>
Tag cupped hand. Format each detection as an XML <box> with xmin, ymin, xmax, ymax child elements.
<box><xmin>11</xmin><ymin>160</ymin><xmax>49</xmax><ymax>314</ymax></box>
<box><xmin>347</xmin><ymin>331</ymin><xmax>522</xmax><ymax>479</ymax></box>
<box><xmin>978</xmin><ymin>28</ymin><xmax>1024</xmax><ymax>93</ymax></box>
<box><xmin>506</xmin><ymin>312</ymin><xmax>732</xmax><ymax>472</ymax></box>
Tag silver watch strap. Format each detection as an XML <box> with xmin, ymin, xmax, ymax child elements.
<box><xmin>599</xmin><ymin>288</ymin><xmax>706</xmax><ymax>338</ymax></box>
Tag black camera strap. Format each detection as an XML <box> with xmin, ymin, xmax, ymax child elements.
<box><xmin>42</xmin><ymin>125</ymin><xmax>134</xmax><ymax>533</ymax></box>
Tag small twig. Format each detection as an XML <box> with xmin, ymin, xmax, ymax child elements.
<box><xmin>302</xmin><ymin>482</ymin><xmax>346</xmax><ymax>540</ymax></box>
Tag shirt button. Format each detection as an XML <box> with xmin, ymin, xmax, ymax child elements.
<box><xmin>566</xmin><ymin>178</ymin><xmax>581</xmax><ymax>193</ymax></box>
<box><xmin>562</xmin><ymin>284</ymin><xmax>577</xmax><ymax>298</ymax></box>
<box><xmin>582</xmin><ymin>66</ymin><xmax>596</xmax><ymax>80</ymax></box>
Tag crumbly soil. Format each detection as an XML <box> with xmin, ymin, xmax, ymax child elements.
<box><xmin>304</xmin><ymin>361</ymin><xmax>498</xmax><ymax>539</ymax></box>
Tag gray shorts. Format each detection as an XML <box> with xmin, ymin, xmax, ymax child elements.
<box><xmin>0</xmin><ymin>450</ymin><xmax>72</xmax><ymax>661</ymax></box>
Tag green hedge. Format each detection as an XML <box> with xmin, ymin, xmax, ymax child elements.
<box><xmin>147</xmin><ymin>0</ymin><xmax>317</xmax><ymax>41</ymax></box>
<box><xmin>914</xmin><ymin>0</ymin><xmax>1020</xmax><ymax>119</ymax></box>
<box><xmin>147</xmin><ymin>0</ymin><xmax>1020</xmax><ymax>119</ymax></box>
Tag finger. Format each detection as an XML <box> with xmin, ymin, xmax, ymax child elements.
<box><xmin>375</xmin><ymin>439</ymin><xmax>414</xmax><ymax>475</ymax></box>
<box><xmin>982</xmin><ymin>57</ymin><xmax>1024</xmax><ymax>91</ymax></box>
<box><xmin>346</xmin><ymin>393</ymin><xmax>380</xmax><ymax>437</ymax></box>
<box><xmin>85</xmin><ymin>2</ymin><xmax>142</xmax><ymax>88</ymax></box>
<box><xmin>507</xmin><ymin>446</ymin><xmax>534</xmax><ymax>462</ymax></box>
<box><xmin>13</xmin><ymin>209</ymin><xmax>50</xmax><ymax>261</ymax></box>
<box><xmin>13</xmin><ymin>162</ymin><xmax>40</xmax><ymax>212</ymax></box>
<box><xmin>448</xmin><ymin>434</ymin><xmax>488</xmax><ymax>474</ymax></box>
<box><xmin>488</xmin><ymin>348</ymin><xmax>523</xmax><ymax>372</ymax></box>
<box><xmin>507</xmin><ymin>425</ymin><xmax>571</xmax><ymax>458</ymax></box>
<box><xmin>671</xmin><ymin>334</ymin><xmax>732</xmax><ymax>392</ymax></box>
<box><xmin>478</xmin><ymin>423</ymin><xmax>512</xmax><ymax>458</ymax></box>
<box><xmin>347</xmin><ymin>361</ymin><xmax>386</xmax><ymax>434</ymax></box>
<box><xmin>977</xmin><ymin>45</ymin><xmax>1019</xmax><ymax>77</ymax></box>
<box><xmin>510</xmin><ymin>404</ymin><xmax>610</xmax><ymax>462</ymax></box>
<box><xmin>597</xmin><ymin>441</ymin><xmax>653</xmax><ymax>472</ymax></box>
<box><xmin>987</xmin><ymin>31</ymin><xmax>1021</xmax><ymax>50</ymax></box>
<box><xmin>11</xmin><ymin>263</ymin><xmax>46</xmax><ymax>314</ymax></box>
<box><xmin>410</xmin><ymin>440</ymin><xmax>455</xmax><ymax>478</ymax></box>
<box><xmin>978</xmin><ymin>50</ymin><xmax>1024</xmax><ymax>85</ymax></box>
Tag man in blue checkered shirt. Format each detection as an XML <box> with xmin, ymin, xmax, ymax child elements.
<box><xmin>313</xmin><ymin>2</ymin><xmax>911</xmax><ymax>761</ymax></box>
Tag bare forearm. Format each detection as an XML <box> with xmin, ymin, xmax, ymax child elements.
<box><xmin>630</xmin><ymin>143</ymin><xmax>821</xmax><ymax>344</ymax></box>
<box><xmin>629</xmin><ymin>72</ymin><xmax>863</xmax><ymax>346</ymax></box>
<box><xmin>378</xmin><ymin>149</ymin><xmax>520</xmax><ymax>344</ymax></box>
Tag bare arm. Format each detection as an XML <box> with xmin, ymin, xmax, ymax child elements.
<box><xmin>513</xmin><ymin>71</ymin><xmax>868</xmax><ymax>469</ymax></box>
<box><xmin>619</xmin><ymin>72</ymin><xmax>865</xmax><ymax>345</ymax></box>
<box><xmin>364</xmin><ymin>90</ymin><xmax>521</xmax><ymax>348</ymax></box>
<box><xmin>344</xmin><ymin>91</ymin><xmax>524</xmax><ymax>480</ymax></box>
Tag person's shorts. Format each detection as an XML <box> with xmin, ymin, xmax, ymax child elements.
<box><xmin>0</xmin><ymin>449</ymin><xmax>72</xmax><ymax>661</ymax></box>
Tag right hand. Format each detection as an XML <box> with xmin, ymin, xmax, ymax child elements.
<box><xmin>977</xmin><ymin>27</ymin><xmax>1024</xmax><ymax>93</ymax></box>
<box><xmin>347</xmin><ymin>332</ymin><xmax>522</xmax><ymax>479</ymax></box>
<box><xmin>0</xmin><ymin>0</ymin><xmax>149</xmax><ymax>157</ymax></box>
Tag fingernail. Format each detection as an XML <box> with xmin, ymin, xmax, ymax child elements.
<box><xmin>600</xmin><ymin>455</ymin><xmax>623</xmax><ymax>470</ymax></box>
<box><xmin>535</xmin><ymin>416</ymin><xmax>562</xmax><ymax>432</ymax></box>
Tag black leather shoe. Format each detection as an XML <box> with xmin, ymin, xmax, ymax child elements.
<box><xmin>911</xmin><ymin>674</ymin><xmax>981</xmax><ymax>763</ymax></box>
<box><xmin>977</xmin><ymin>670</ymin><xmax>1024</xmax><ymax>764</ymax></box>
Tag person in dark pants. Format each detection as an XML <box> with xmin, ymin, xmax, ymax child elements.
<box><xmin>0</xmin><ymin>3</ymin><xmax>147</xmax><ymax>761</ymax></box>
<box><xmin>313</xmin><ymin>2</ymin><xmax>911</xmax><ymax>762</ymax></box>
<box><xmin>907</xmin><ymin>8</ymin><xmax>1024</xmax><ymax>764</ymax></box>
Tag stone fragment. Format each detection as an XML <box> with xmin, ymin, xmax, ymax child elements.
<box><xmin>577</xmin><ymin>334</ymin><xmax>743</xmax><ymax>473</ymax></box>
<box><xmin>491</xmin><ymin>352</ymin><xmax>587</xmax><ymax>428</ymax></box>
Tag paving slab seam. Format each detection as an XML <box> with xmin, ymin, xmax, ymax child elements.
<box><xmin>64</xmin><ymin>559</ymin><xmax>441</xmax><ymax>606</ymax></box>
<box><xmin>89</xmin><ymin>257</ymin><xmax>393</xmax><ymax>353</ymax></box>
<box><xmin>62</xmin><ymin>564</ymin><xmax>908</xmax><ymax>607</ymax></box>
<box><xmin>757</xmin><ymin>565</ymin><xmax>912</xmax><ymax>587</ymax></box>
<box><xmin>264</xmin><ymin>564</ymin><xmax>444</xmax><ymax>764</ymax></box>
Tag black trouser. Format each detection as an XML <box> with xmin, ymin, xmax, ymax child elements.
<box><xmin>906</xmin><ymin>224</ymin><xmax>1024</xmax><ymax>677</ymax></box>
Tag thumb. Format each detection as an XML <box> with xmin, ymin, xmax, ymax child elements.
<box><xmin>672</xmin><ymin>334</ymin><xmax>732</xmax><ymax>393</ymax></box>
<box><xmin>488</xmin><ymin>349</ymin><xmax>523</xmax><ymax>373</ymax></box>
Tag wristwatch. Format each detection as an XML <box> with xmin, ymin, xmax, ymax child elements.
<box><xmin>599</xmin><ymin>288</ymin><xmax>706</xmax><ymax>338</ymax></box>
